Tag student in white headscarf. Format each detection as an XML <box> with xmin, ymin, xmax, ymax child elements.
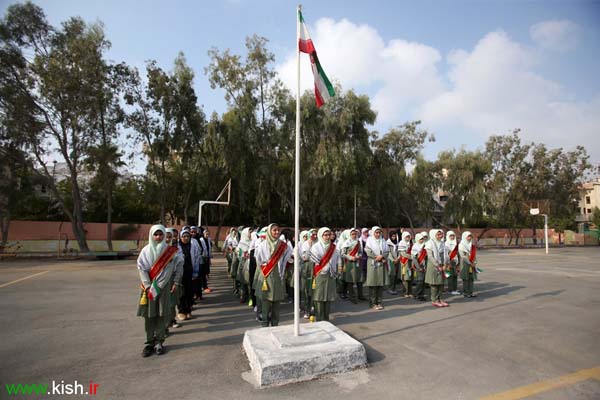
<box><xmin>411</xmin><ymin>232</ymin><xmax>428</xmax><ymax>301</ymax></box>
<box><xmin>255</xmin><ymin>223</ymin><xmax>293</xmax><ymax>327</ymax></box>
<box><xmin>136</xmin><ymin>224</ymin><xmax>183</xmax><ymax>357</ymax></box>
<box><xmin>341</xmin><ymin>228</ymin><xmax>363</xmax><ymax>304</ymax></box>
<box><xmin>425</xmin><ymin>229</ymin><xmax>449</xmax><ymax>307</ymax></box>
<box><xmin>398</xmin><ymin>231</ymin><xmax>414</xmax><ymax>298</ymax></box>
<box><xmin>223</xmin><ymin>227</ymin><xmax>238</xmax><ymax>276</ymax></box>
<box><xmin>364</xmin><ymin>226</ymin><xmax>390</xmax><ymax>310</ymax></box>
<box><xmin>252</xmin><ymin>226</ymin><xmax>268</xmax><ymax>321</ymax></box>
<box><xmin>164</xmin><ymin>228</ymin><xmax>183</xmax><ymax>331</ymax></box>
<box><xmin>301</xmin><ymin>228</ymin><xmax>318</xmax><ymax>319</ymax></box>
<box><xmin>236</xmin><ymin>227</ymin><xmax>253</xmax><ymax>304</ymax></box>
<box><xmin>310</xmin><ymin>227</ymin><xmax>340</xmax><ymax>321</ymax></box>
<box><xmin>444</xmin><ymin>230</ymin><xmax>460</xmax><ymax>295</ymax></box>
<box><xmin>459</xmin><ymin>231</ymin><xmax>478</xmax><ymax>298</ymax></box>
<box><xmin>386</xmin><ymin>230</ymin><xmax>401</xmax><ymax>295</ymax></box>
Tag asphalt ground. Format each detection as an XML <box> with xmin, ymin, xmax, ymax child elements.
<box><xmin>0</xmin><ymin>248</ymin><xmax>599</xmax><ymax>399</ymax></box>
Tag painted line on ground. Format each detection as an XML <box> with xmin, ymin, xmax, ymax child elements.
<box><xmin>480</xmin><ymin>366</ymin><xmax>600</xmax><ymax>400</ymax></box>
<box><xmin>0</xmin><ymin>270</ymin><xmax>50</xmax><ymax>288</ymax></box>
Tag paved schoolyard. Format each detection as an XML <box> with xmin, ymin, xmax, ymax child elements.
<box><xmin>0</xmin><ymin>248</ymin><xmax>599</xmax><ymax>399</ymax></box>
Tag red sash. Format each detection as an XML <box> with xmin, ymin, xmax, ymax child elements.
<box><xmin>261</xmin><ymin>240</ymin><xmax>287</xmax><ymax>279</ymax></box>
<box><xmin>149</xmin><ymin>246</ymin><xmax>178</xmax><ymax>281</ymax></box>
<box><xmin>469</xmin><ymin>244</ymin><xmax>477</xmax><ymax>264</ymax></box>
<box><xmin>348</xmin><ymin>242</ymin><xmax>360</xmax><ymax>257</ymax></box>
<box><xmin>314</xmin><ymin>243</ymin><xmax>336</xmax><ymax>277</ymax></box>
<box><xmin>417</xmin><ymin>247</ymin><xmax>427</xmax><ymax>265</ymax></box>
<box><xmin>400</xmin><ymin>243</ymin><xmax>413</xmax><ymax>264</ymax></box>
<box><xmin>449</xmin><ymin>244</ymin><xmax>459</xmax><ymax>261</ymax></box>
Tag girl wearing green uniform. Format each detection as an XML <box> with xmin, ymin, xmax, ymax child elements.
<box><xmin>310</xmin><ymin>227</ymin><xmax>340</xmax><ymax>321</ymax></box>
<box><xmin>411</xmin><ymin>233</ymin><xmax>428</xmax><ymax>301</ymax></box>
<box><xmin>301</xmin><ymin>229</ymin><xmax>317</xmax><ymax>319</ymax></box>
<box><xmin>364</xmin><ymin>226</ymin><xmax>390</xmax><ymax>310</ymax></box>
<box><xmin>236</xmin><ymin>228</ymin><xmax>252</xmax><ymax>303</ymax></box>
<box><xmin>398</xmin><ymin>231</ymin><xmax>414</xmax><ymax>298</ymax></box>
<box><xmin>444</xmin><ymin>230</ymin><xmax>460</xmax><ymax>295</ymax></box>
<box><xmin>341</xmin><ymin>228</ymin><xmax>363</xmax><ymax>304</ymax></box>
<box><xmin>425</xmin><ymin>229</ymin><xmax>449</xmax><ymax>308</ymax></box>
<box><xmin>386</xmin><ymin>230</ymin><xmax>401</xmax><ymax>295</ymax></box>
<box><xmin>255</xmin><ymin>223</ymin><xmax>293</xmax><ymax>327</ymax></box>
<box><xmin>459</xmin><ymin>231</ymin><xmax>478</xmax><ymax>298</ymax></box>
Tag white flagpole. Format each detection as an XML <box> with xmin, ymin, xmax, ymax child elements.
<box><xmin>293</xmin><ymin>4</ymin><xmax>302</xmax><ymax>337</ymax></box>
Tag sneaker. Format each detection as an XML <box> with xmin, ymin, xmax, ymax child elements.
<box><xmin>155</xmin><ymin>343</ymin><xmax>165</xmax><ymax>355</ymax></box>
<box><xmin>377</xmin><ymin>304</ymin><xmax>384</xmax><ymax>310</ymax></box>
<box><xmin>185</xmin><ymin>313</ymin><xmax>192</xmax><ymax>320</ymax></box>
<box><xmin>440</xmin><ymin>301</ymin><xmax>450</xmax><ymax>307</ymax></box>
<box><xmin>203</xmin><ymin>288</ymin><xmax>212</xmax><ymax>294</ymax></box>
<box><xmin>451</xmin><ymin>291</ymin><xmax>461</xmax><ymax>295</ymax></box>
<box><xmin>177</xmin><ymin>313</ymin><xmax>186</xmax><ymax>321</ymax></box>
<box><xmin>303</xmin><ymin>313</ymin><xmax>310</xmax><ymax>319</ymax></box>
<box><xmin>388</xmin><ymin>290</ymin><xmax>398</xmax><ymax>295</ymax></box>
<box><xmin>142</xmin><ymin>345</ymin><xmax>153</xmax><ymax>357</ymax></box>
<box><xmin>172</xmin><ymin>322</ymin><xmax>181</xmax><ymax>328</ymax></box>
<box><xmin>432</xmin><ymin>302</ymin><xmax>442</xmax><ymax>308</ymax></box>
<box><xmin>253</xmin><ymin>306</ymin><xmax>258</xmax><ymax>312</ymax></box>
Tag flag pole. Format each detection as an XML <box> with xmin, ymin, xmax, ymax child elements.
<box><xmin>293</xmin><ymin>4</ymin><xmax>302</xmax><ymax>337</ymax></box>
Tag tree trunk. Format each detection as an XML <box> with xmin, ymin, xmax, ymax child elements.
<box><xmin>71</xmin><ymin>176</ymin><xmax>90</xmax><ymax>252</ymax></box>
<box><xmin>106</xmin><ymin>185</ymin><xmax>113</xmax><ymax>251</ymax></box>
<box><xmin>0</xmin><ymin>208</ymin><xmax>10</xmax><ymax>253</ymax></box>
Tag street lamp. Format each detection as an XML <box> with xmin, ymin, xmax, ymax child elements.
<box><xmin>530</xmin><ymin>208</ymin><xmax>549</xmax><ymax>254</ymax></box>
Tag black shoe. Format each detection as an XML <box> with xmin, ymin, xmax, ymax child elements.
<box><xmin>418</xmin><ymin>296</ymin><xmax>427</xmax><ymax>301</ymax></box>
<box><xmin>142</xmin><ymin>345</ymin><xmax>153</xmax><ymax>357</ymax></box>
<box><xmin>155</xmin><ymin>343</ymin><xmax>165</xmax><ymax>355</ymax></box>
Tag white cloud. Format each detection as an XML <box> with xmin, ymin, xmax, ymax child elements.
<box><xmin>276</xmin><ymin>18</ymin><xmax>600</xmax><ymax>162</ymax></box>
<box><xmin>530</xmin><ymin>19</ymin><xmax>581</xmax><ymax>51</ymax></box>
<box><xmin>277</xmin><ymin>17</ymin><xmax>444</xmax><ymax>122</ymax></box>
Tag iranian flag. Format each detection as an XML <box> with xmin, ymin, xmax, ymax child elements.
<box><xmin>147</xmin><ymin>280</ymin><xmax>161</xmax><ymax>301</ymax></box>
<box><xmin>298</xmin><ymin>9</ymin><xmax>335</xmax><ymax>107</ymax></box>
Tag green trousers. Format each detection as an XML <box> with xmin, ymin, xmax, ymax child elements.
<box><xmin>261</xmin><ymin>300</ymin><xmax>280</xmax><ymax>327</ymax></box>
<box><xmin>144</xmin><ymin>316</ymin><xmax>165</xmax><ymax>345</ymax></box>
<box><xmin>403</xmin><ymin>279</ymin><xmax>413</xmax><ymax>296</ymax></box>
<box><xmin>463</xmin><ymin>278</ymin><xmax>474</xmax><ymax>296</ymax></box>
<box><xmin>368</xmin><ymin>286</ymin><xmax>384</xmax><ymax>307</ymax></box>
<box><xmin>388</xmin><ymin>265</ymin><xmax>400</xmax><ymax>291</ymax></box>
<box><xmin>447</xmin><ymin>274</ymin><xmax>458</xmax><ymax>292</ymax></box>
<box><xmin>414</xmin><ymin>279</ymin><xmax>425</xmax><ymax>298</ymax></box>
<box><xmin>303</xmin><ymin>280</ymin><xmax>313</xmax><ymax>314</ymax></box>
<box><xmin>314</xmin><ymin>301</ymin><xmax>331</xmax><ymax>321</ymax></box>
<box><xmin>337</xmin><ymin>277</ymin><xmax>346</xmax><ymax>296</ymax></box>
<box><xmin>430</xmin><ymin>284</ymin><xmax>443</xmax><ymax>302</ymax></box>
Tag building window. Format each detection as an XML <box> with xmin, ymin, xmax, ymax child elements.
<box><xmin>439</xmin><ymin>195</ymin><xmax>448</xmax><ymax>202</ymax></box>
<box><xmin>586</xmin><ymin>196</ymin><xmax>591</xmax><ymax>204</ymax></box>
<box><xmin>588</xmin><ymin>209</ymin><xmax>592</xmax><ymax>214</ymax></box>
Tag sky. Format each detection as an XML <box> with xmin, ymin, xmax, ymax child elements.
<box><xmin>2</xmin><ymin>0</ymin><xmax>600</xmax><ymax>171</ymax></box>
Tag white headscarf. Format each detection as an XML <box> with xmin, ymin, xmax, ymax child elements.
<box><xmin>365</xmin><ymin>226</ymin><xmax>388</xmax><ymax>256</ymax></box>
<box><xmin>342</xmin><ymin>228</ymin><xmax>359</xmax><ymax>250</ymax></box>
<box><xmin>317</xmin><ymin>227</ymin><xmax>331</xmax><ymax>249</ymax></box>
<box><xmin>425</xmin><ymin>229</ymin><xmax>444</xmax><ymax>263</ymax></box>
<box><xmin>445</xmin><ymin>230</ymin><xmax>457</xmax><ymax>248</ymax></box>
<box><xmin>398</xmin><ymin>231</ymin><xmax>412</xmax><ymax>252</ymax></box>
<box><xmin>238</xmin><ymin>227</ymin><xmax>252</xmax><ymax>252</ymax></box>
<box><xmin>411</xmin><ymin>233</ymin><xmax>425</xmax><ymax>255</ymax></box>
<box><xmin>137</xmin><ymin>224</ymin><xmax>167</xmax><ymax>271</ymax></box>
<box><xmin>459</xmin><ymin>231</ymin><xmax>473</xmax><ymax>256</ymax></box>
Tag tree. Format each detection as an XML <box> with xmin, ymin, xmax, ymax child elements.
<box><xmin>591</xmin><ymin>207</ymin><xmax>600</xmax><ymax>229</ymax></box>
<box><xmin>0</xmin><ymin>3</ymin><xmax>120</xmax><ymax>251</ymax></box>
<box><xmin>437</xmin><ymin>149</ymin><xmax>492</xmax><ymax>229</ymax></box>
<box><xmin>125</xmin><ymin>53</ymin><xmax>206</xmax><ymax>225</ymax></box>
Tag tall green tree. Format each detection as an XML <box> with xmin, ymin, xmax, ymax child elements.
<box><xmin>0</xmin><ymin>3</ymin><xmax>119</xmax><ymax>251</ymax></box>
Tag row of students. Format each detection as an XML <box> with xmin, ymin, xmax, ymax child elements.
<box><xmin>136</xmin><ymin>224</ymin><xmax>217</xmax><ymax>357</ymax></box>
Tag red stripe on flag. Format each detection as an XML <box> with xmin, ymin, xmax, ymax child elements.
<box><xmin>314</xmin><ymin>83</ymin><xmax>325</xmax><ymax>108</ymax></box>
<box><xmin>299</xmin><ymin>39</ymin><xmax>316</xmax><ymax>54</ymax></box>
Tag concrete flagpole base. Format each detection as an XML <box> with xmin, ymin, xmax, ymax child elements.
<box><xmin>242</xmin><ymin>321</ymin><xmax>367</xmax><ymax>388</ymax></box>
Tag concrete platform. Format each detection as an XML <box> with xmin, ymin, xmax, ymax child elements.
<box><xmin>243</xmin><ymin>321</ymin><xmax>367</xmax><ymax>388</ymax></box>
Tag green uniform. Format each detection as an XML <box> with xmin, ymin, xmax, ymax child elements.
<box><xmin>256</xmin><ymin>232</ymin><xmax>293</xmax><ymax>327</ymax></box>
<box><xmin>310</xmin><ymin>232</ymin><xmax>340</xmax><ymax>321</ymax></box>
<box><xmin>399</xmin><ymin>238</ymin><xmax>413</xmax><ymax>296</ymax></box>
<box><xmin>386</xmin><ymin>240</ymin><xmax>401</xmax><ymax>293</ymax></box>
<box><xmin>342</xmin><ymin>239</ymin><xmax>363</xmax><ymax>302</ymax></box>
<box><xmin>460</xmin><ymin>249</ymin><xmax>477</xmax><ymax>296</ymax></box>
<box><xmin>364</xmin><ymin>235</ymin><xmax>390</xmax><ymax>308</ymax></box>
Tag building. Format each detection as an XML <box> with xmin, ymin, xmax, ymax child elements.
<box><xmin>576</xmin><ymin>178</ymin><xmax>600</xmax><ymax>229</ymax></box>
